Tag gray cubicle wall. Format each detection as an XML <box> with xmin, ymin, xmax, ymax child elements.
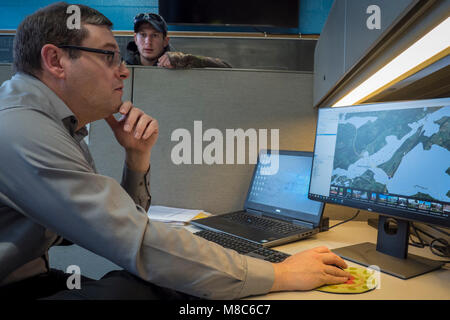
<box><xmin>1</xmin><ymin>35</ymin><xmax>316</xmax><ymax>72</ymax></box>
<box><xmin>0</xmin><ymin>64</ymin><xmax>13</xmax><ymax>85</ymax></box>
<box><xmin>161</xmin><ymin>37</ymin><xmax>316</xmax><ymax>71</ymax></box>
<box><xmin>313</xmin><ymin>0</ymin><xmax>417</xmax><ymax>106</ymax></box>
<box><xmin>90</xmin><ymin>67</ymin><xmax>318</xmax><ymax>214</ymax></box>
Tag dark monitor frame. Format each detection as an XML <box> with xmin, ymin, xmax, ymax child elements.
<box><xmin>158</xmin><ymin>0</ymin><xmax>301</xmax><ymax>35</ymax></box>
<box><xmin>308</xmin><ymin>98</ymin><xmax>449</xmax><ymax>279</ymax></box>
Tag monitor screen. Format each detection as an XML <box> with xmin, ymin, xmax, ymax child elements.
<box><xmin>308</xmin><ymin>98</ymin><xmax>450</xmax><ymax>228</ymax></box>
<box><xmin>159</xmin><ymin>0</ymin><xmax>299</xmax><ymax>29</ymax></box>
<box><xmin>248</xmin><ymin>154</ymin><xmax>322</xmax><ymax>216</ymax></box>
<box><xmin>247</xmin><ymin>151</ymin><xmax>323</xmax><ymax>222</ymax></box>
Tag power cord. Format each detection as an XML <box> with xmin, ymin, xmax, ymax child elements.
<box><xmin>409</xmin><ymin>223</ymin><xmax>426</xmax><ymax>248</ymax></box>
<box><xmin>427</xmin><ymin>224</ymin><xmax>450</xmax><ymax>237</ymax></box>
<box><xmin>430</xmin><ymin>238</ymin><xmax>449</xmax><ymax>258</ymax></box>
<box><xmin>328</xmin><ymin>210</ymin><xmax>360</xmax><ymax>229</ymax></box>
<box><xmin>409</xmin><ymin>223</ymin><xmax>450</xmax><ymax>262</ymax></box>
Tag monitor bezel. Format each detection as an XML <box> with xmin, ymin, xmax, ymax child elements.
<box><xmin>308</xmin><ymin>98</ymin><xmax>450</xmax><ymax>228</ymax></box>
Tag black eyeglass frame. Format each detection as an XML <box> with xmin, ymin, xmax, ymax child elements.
<box><xmin>57</xmin><ymin>45</ymin><xmax>124</xmax><ymax>67</ymax></box>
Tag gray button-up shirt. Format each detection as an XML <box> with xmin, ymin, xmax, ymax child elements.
<box><xmin>0</xmin><ymin>72</ymin><xmax>274</xmax><ymax>299</ymax></box>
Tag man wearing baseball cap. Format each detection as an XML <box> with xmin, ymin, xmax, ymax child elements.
<box><xmin>126</xmin><ymin>12</ymin><xmax>231</xmax><ymax>68</ymax></box>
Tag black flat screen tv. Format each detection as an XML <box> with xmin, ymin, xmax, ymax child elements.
<box><xmin>159</xmin><ymin>0</ymin><xmax>299</xmax><ymax>31</ymax></box>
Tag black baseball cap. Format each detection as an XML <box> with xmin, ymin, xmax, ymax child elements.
<box><xmin>133</xmin><ymin>13</ymin><xmax>168</xmax><ymax>36</ymax></box>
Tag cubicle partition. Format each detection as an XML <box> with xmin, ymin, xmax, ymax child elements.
<box><xmin>0</xmin><ymin>64</ymin><xmax>13</xmax><ymax>85</ymax></box>
<box><xmin>89</xmin><ymin>66</ymin><xmax>318</xmax><ymax>214</ymax></box>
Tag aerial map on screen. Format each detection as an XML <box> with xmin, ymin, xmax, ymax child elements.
<box><xmin>331</xmin><ymin>105</ymin><xmax>449</xmax><ymax>203</ymax></box>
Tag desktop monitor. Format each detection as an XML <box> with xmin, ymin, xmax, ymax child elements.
<box><xmin>308</xmin><ymin>97</ymin><xmax>449</xmax><ymax>279</ymax></box>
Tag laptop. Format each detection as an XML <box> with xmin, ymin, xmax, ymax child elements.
<box><xmin>191</xmin><ymin>150</ymin><xmax>324</xmax><ymax>247</ymax></box>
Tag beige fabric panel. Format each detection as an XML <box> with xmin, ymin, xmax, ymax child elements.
<box><xmin>91</xmin><ymin>67</ymin><xmax>318</xmax><ymax>214</ymax></box>
<box><xmin>0</xmin><ymin>64</ymin><xmax>13</xmax><ymax>85</ymax></box>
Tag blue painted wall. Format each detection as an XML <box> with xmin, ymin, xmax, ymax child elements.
<box><xmin>0</xmin><ymin>0</ymin><xmax>333</xmax><ymax>34</ymax></box>
<box><xmin>300</xmin><ymin>0</ymin><xmax>334</xmax><ymax>34</ymax></box>
<box><xmin>0</xmin><ymin>0</ymin><xmax>158</xmax><ymax>30</ymax></box>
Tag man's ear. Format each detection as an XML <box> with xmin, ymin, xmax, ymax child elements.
<box><xmin>40</xmin><ymin>44</ymin><xmax>67</xmax><ymax>79</ymax></box>
<box><xmin>164</xmin><ymin>35</ymin><xmax>170</xmax><ymax>48</ymax></box>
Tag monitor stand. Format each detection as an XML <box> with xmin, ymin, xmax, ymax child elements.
<box><xmin>332</xmin><ymin>216</ymin><xmax>444</xmax><ymax>279</ymax></box>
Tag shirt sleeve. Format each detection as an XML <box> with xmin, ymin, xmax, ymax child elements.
<box><xmin>167</xmin><ymin>51</ymin><xmax>232</xmax><ymax>69</ymax></box>
<box><xmin>121</xmin><ymin>163</ymin><xmax>151</xmax><ymax>211</ymax></box>
<box><xmin>0</xmin><ymin>109</ymin><xmax>274</xmax><ymax>299</ymax></box>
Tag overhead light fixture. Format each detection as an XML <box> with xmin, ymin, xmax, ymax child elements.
<box><xmin>332</xmin><ymin>17</ymin><xmax>450</xmax><ymax>107</ymax></box>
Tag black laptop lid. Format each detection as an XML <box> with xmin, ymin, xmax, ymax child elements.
<box><xmin>244</xmin><ymin>150</ymin><xmax>324</xmax><ymax>227</ymax></box>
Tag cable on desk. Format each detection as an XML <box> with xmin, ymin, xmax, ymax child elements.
<box><xmin>409</xmin><ymin>223</ymin><xmax>426</xmax><ymax>248</ymax></box>
<box><xmin>426</xmin><ymin>224</ymin><xmax>450</xmax><ymax>237</ymax></box>
<box><xmin>328</xmin><ymin>210</ymin><xmax>360</xmax><ymax>230</ymax></box>
<box><xmin>409</xmin><ymin>223</ymin><xmax>450</xmax><ymax>259</ymax></box>
<box><xmin>430</xmin><ymin>238</ymin><xmax>449</xmax><ymax>258</ymax></box>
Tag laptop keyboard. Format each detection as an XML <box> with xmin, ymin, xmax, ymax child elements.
<box><xmin>194</xmin><ymin>230</ymin><xmax>290</xmax><ymax>263</ymax></box>
<box><xmin>223</xmin><ymin>211</ymin><xmax>307</xmax><ymax>235</ymax></box>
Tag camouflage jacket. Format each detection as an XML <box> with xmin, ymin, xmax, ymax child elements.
<box><xmin>166</xmin><ymin>51</ymin><xmax>232</xmax><ymax>69</ymax></box>
<box><xmin>125</xmin><ymin>41</ymin><xmax>231</xmax><ymax>69</ymax></box>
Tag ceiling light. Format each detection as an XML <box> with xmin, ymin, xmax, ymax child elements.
<box><xmin>332</xmin><ymin>17</ymin><xmax>450</xmax><ymax>107</ymax></box>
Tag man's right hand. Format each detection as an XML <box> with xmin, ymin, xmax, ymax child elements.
<box><xmin>270</xmin><ymin>246</ymin><xmax>351</xmax><ymax>292</ymax></box>
<box><xmin>157</xmin><ymin>52</ymin><xmax>174</xmax><ymax>69</ymax></box>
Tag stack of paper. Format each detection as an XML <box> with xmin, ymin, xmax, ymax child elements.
<box><xmin>147</xmin><ymin>205</ymin><xmax>210</xmax><ymax>226</ymax></box>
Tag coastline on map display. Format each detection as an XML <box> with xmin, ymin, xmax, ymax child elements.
<box><xmin>330</xmin><ymin>105</ymin><xmax>449</xmax><ymax>210</ymax></box>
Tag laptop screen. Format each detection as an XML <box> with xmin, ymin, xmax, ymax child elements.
<box><xmin>245</xmin><ymin>150</ymin><xmax>324</xmax><ymax>226</ymax></box>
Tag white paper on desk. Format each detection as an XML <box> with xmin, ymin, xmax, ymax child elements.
<box><xmin>147</xmin><ymin>205</ymin><xmax>204</xmax><ymax>223</ymax></box>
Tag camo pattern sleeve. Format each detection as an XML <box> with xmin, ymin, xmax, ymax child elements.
<box><xmin>167</xmin><ymin>51</ymin><xmax>232</xmax><ymax>69</ymax></box>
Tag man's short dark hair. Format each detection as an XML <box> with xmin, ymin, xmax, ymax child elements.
<box><xmin>13</xmin><ymin>2</ymin><xmax>113</xmax><ymax>76</ymax></box>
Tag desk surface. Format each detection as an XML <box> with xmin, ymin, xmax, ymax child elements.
<box><xmin>240</xmin><ymin>220</ymin><xmax>449</xmax><ymax>300</ymax></box>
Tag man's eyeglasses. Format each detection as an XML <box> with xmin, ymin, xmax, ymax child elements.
<box><xmin>58</xmin><ymin>45</ymin><xmax>124</xmax><ymax>67</ymax></box>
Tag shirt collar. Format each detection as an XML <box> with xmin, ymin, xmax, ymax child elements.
<box><xmin>14</xmin><ymin>73</ymin><xmax>88</xmax><ymax>142</ymax></box>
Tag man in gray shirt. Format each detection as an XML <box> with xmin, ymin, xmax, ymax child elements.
<box><xmin>0</xmin><ymin>2</ymin><xmax>349</xmax><ymax>299</ymax></box>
